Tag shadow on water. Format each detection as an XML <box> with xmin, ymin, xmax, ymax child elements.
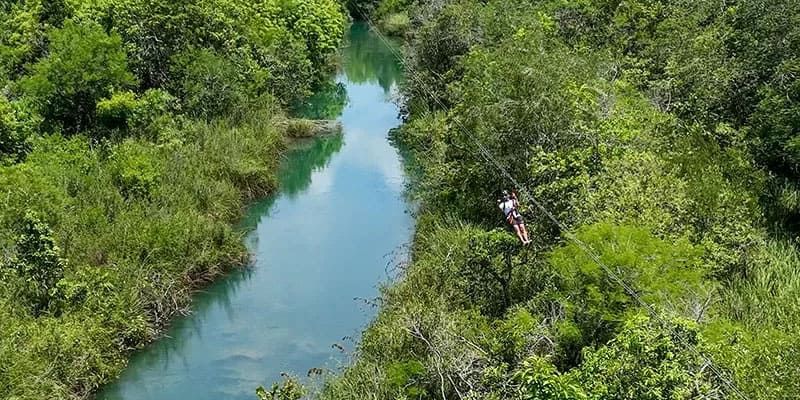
<box><xmin>278</xmin><ymin>134</ymin><xmax>345</xmax><ymax>199</ymax></box>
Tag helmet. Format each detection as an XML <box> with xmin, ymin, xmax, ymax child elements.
<box><xmin>501</xmin><ymin>190</ymin><xmax>510</xmax><ymax>200</ymax></box>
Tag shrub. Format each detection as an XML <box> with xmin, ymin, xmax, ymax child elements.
<box><xmin>0</xmin><ymin>104</ymin><xmax>285</xmax><ymax>398</ymax></box>
<box><xmin>171</xmin><ymin>48</ymin><xmax>248</xmax><ymax>120</ymax></box>
<box><xmin>548</xmin><ymin>223</ymin><xmax>707</xmax><ymax>360</ymax></box>
<box><xmin>2</xmin><ymin>212</ymin><xmax>66</xmax><ymax>315</ymax></box>
<box><xmin>96</xmin><ymin>89</ymin><xmax>179</xmax><ymax>139</ymax></box>
<box><xmin>572</xmin><ymin>315</ymin><xmax>721</xmax><ymax>399</ymax></box>
<box><xmin>515</xmin><ymin>356</ymin><xmax>586</xmax><ymax>400</ymax></box>
<box><xmin>110</xmin><ymin>140</ymin><xmax>161</xmax><ymax>200</ymax></box>
<box><xmin>96</xmin><ymin>91</ymin><xmax>138</xmax><ymax>132</ymax></box>
<box><xmin>382</xmin><ymin>12</ymin><xmax>410</xmax><ymax>36</ymax></box>
<box><xmin>20</xmin><ymin>19</ymin><xmax>135</xmax><ymax>135</ymax></box>
<box><xmin>0</xmin><ymin>95</ymin><xmax>37</xmax><ymax>163</ymax></box>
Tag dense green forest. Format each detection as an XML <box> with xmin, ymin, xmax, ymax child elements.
<box><xmin>0</xmin><ymin>0</ymin><xmax>345</xmax><ymax>398</ymax></box>
<box><xmin>320</xmin><ymin>0</ymin><xmax>800</xmax><ymax>399</ymax></box>
<box><xmin>2</xmin><ymin>0</ymin><xmax>799</xmax><ymax>399</ymax></box>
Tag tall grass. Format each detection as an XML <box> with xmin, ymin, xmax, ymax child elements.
<box><xmin>720</xmin><ymin>240</ymin><xmax>800</xmax><ymax>330</ymax></box>
<box><xmin>0</xmin><ymin>104</ymin><xmax>286</xmax><ymax>399</ymax></box>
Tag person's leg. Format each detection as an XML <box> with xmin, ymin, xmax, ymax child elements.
<box><xmin>520</xmin><ymin>223</ymin><xmax>531</xmax><ymax>244</ymax></box>
<box><xmin>513</xmin><ymin>224</ymin><xmax>525</xmax><ymax>243</ymax></box>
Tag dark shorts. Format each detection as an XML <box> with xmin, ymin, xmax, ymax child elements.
<box><xmin>507</xmin><ymin>211</ymin><xmax>524</xmax><ymax>226</ymax></box>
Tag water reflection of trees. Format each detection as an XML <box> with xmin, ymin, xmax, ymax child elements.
<box><xmin>279</xmin><ymin>133</ymin><xmax>345</xmax><ymax>198</ymax></box>
<box><xmin>341</xmin><ymin>22</ymin><xmax>403</xmax><ymax>92</ymax></box>
<box><xmin>238</xmin><ymin>133</ymin><xmax>345</xmax><ymax>232</ymax></box>
<box><xmin>292</xmin><ymin>80</ymin><xmax>349</xmax><ymax>120</ymax></box>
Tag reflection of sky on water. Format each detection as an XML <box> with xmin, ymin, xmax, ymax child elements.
<box><xmin>97</xmin><ymin>23</ymin><xmax>413</xmax><ymax>400</ymax></box>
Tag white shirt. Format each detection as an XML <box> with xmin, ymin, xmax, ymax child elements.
<box><xmin>499</xmin><ymin>199</ymin><xmax>516</xmax><ymax>216</ymax></box>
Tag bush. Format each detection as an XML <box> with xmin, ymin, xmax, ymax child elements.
<box><xmin>548</xmin><ymin>223</ymin><xmax>707</xmax><ymax>365</ymax></box>
<box><xmin>96</xmin><ymin>91</ymin><xmax>139</xmax><ymax>132</ymax></box>
<box><xmin>171</xmin><ymin>48</ymin><xmax>248</xmax><ymax>120</ymax></box>
<box><xmin>20</xmin><ymin>19</ymin><xmax>135</xmax><ymax>134</ymax></box>
<box><xmin>381</xmin><ymin>12</ymin><xmax>410</xmax><ymax>36</ymax></box>
<box><xmin>2</xmin><ymin>212</ymin><xmax>66</xmax><ymax>315</ymax></box>
<box><xmin>515</xmin><ymin>356</ymin><xmax>586</xmax><ymax>400</ymax></box>
<box><xmin>97</xmin><ymin>89</ymin><xmax>180</xmax><ymax>140</ymax></box>
<box><xmin>110</xmin><ymin>140</ymin><xmax>161</xmax><ymax>200</ymax></box>
<box><xmin>572</xmin><ymin>315</ymin><xmax>720</xmax><ymax>399</ymax></box>
<box><xmin>0</xmin><ymin>95</ymin><xmax>37</xmax><ymax>163</ymax></box>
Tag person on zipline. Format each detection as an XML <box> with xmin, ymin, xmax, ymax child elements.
<box><xmin>499</xmin><ymin>190</ymin><xmax>531</xmax><ymax>245</ymax></box>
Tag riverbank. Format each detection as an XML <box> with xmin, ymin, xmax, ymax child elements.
<box><xmin>0</xmin><ymin>104</ymin><xmax>288</xmax><ymax>398</ymax></box>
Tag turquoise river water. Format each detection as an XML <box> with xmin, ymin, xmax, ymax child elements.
<box><xmin>98</xmin><ymin>23</ymin><xmax>412</xmax><ymax>400</ymax></box>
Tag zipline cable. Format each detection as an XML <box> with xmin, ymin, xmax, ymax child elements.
<box><xmin>354</xmin><ymin>5</ymin><xmax>750</xmax><ymax>400</ymax></box>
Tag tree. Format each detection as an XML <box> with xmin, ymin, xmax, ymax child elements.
<box><xmin>21</xmin><ymin>19</ymin><xmax>135</xmax><ymax>135</ymax></box>
<box><xmin>515</xmin><ymin>356</ymin><xmax>587</xmax><ymax>400</ymax></box>
<box><xmin>170</xmin><ymin>48</ymin><xmax>246</xmax><ymax>120</ymax></box>
<box><xmin>548</xmin><ymin>223</ymin><xmax>707</xmax><ymax>365</ymax></box>
<box><xmin>573</xmin><ymin>315</ymin><xmax>720</xmax><ymax>400</ymax></box>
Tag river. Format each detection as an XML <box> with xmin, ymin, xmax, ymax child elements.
<box><xmin>98</xmin><ymin>22</ymin><xmax>412</xmax><ymax>400</ymax></box>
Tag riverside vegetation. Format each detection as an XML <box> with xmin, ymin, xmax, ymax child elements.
<box><xmin>0</xmin><ymin>0</ymin><xmax>346</xmax><ymax>398</ymax></box>
<box><xmin>315</xmin><ymin>1</ymin><xmax>800</xmax><ymax>399</ymax></box>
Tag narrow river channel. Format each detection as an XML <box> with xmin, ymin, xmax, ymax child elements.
<box><xmin>98</xmin><ymin>23</ymin><xmax>413</xmax><ymax>400</ymax></box>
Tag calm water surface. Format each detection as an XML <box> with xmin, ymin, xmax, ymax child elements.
<box><xmin>98</xmin><ymin>23</ymin><xmax>412</xmax><ymax>400</ymax></box>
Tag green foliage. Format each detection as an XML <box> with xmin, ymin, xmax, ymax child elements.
<box><xmin>720</xmin><ymin>240</ymin><xmax>800</xmax><ymax>332</ymax></box>
<box><xmin>71</xmin><ymin>0</ymin><xmax>345</xmax><ymax>100</ymax></box>
<box><xmin>460</xmin><ymin>228</ymin><xmax>522</xmax><ymax>315</ymax></box>
<box><xmin>21</xmin><ymin>19</ymin><xmax>135</xmax><ymax>135</ymax></box>
<box><xmin>2</xmin><ymin>0</ymin><xmax>347</xmax><ymax>141</ymax></box>
<box><xmin>0</xmin><ymin>95</ymin><xmax>37</xmax><ymax>163</ymax></box>
<box><xmin>96</xmin><ymin>89</ymin><xmax>179</xmax><ymax>140</ymax></box>
<box><xmin>257</xmin><ymin>378</ymin><xmax>306</xmax><ymax>400</ymax></box>
<box><xmin>276</xmin><ymin>0</ymin><xmax>347</xmax><ymax>67</ymax></box>
<box><xmin>548</xmin><ymin>223</ymin><xmax>707</xmax><ymax>364</ymax></box>
<box><xmin>573</xmin><ymin>315</ymin><xmax>718</xmax><ymax>400</ymax></box>
<box><xmin>171</xmin><ymin>48</ymin><xmax>247</xmax><ymax>119</ymax></box>
<box><xmin>515</xmin><ymin>356</ymin><xmax>586</xmax><ymax>400</ymax></box>
<box><xmin>704</xmin><ymin>321</ymin><xmax>800</xmax><ymax>400</ymax></box>
<box><xmin>385</xmin><ymin>360</ymin><xmax>428</xmax><ymax>397</ymax></box>
<box><xmin>2</xmin><ymin>212</ymin><xmax>66</xmax><ymax>315</ymax></box>
<box><xmin>0</xmin><ymin>0</ymin><xmax>346</xmax><ymax>397</ymax></box>
<box><xmin>750</xmin><ymin>58</ymin><xmax>800</xmax><ymax>187</ymax></box>
<box><xmin>0</xmin><ymin>105</ymin><xmax>285</xmax><ymax>398</ymax></box>
<box><xmin>324</xmin><ymin>0</ymin><xmax>798</xmax><ymax>398</ymax></box>
<box><xmin>109</xmin><ymin>140</ymin><xmax>161</xmax><ymax>199</ymax></box>
<box><xmin>96</xmin><ymin>91</ymin><xmax>139</xmax><ymax>132</ymax></box>
<box><xmin>381</xmin><ymin>12</ymin><xmax>410</xmax><ymax>36</ymax></box>
<box><xmin>0</xmin><ymin>1</ymin><xmax>41</xmax><ymax>80</ymax></box>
